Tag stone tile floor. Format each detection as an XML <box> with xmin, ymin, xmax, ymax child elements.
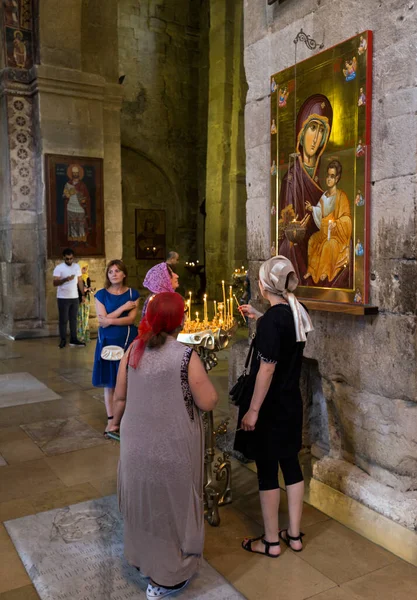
<box><xmin>0</xmin><ymin>335</ymin><xmax>416</xmax><ymax>599</ymax></box>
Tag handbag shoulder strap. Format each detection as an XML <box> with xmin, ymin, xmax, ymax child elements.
<box><xmin>124</xmin><ymin>288</ymin><xmax>133</xmax><ymax>347</ymax></box>
<box><xmin>243</xmin><ymin>334</ymin><xmax>256</xmax><ymax>372</ymax></box>
<box><xmin>123</xmin><ymin>326</ymin><xmax>131</xmax><ymax>349</ymax></box>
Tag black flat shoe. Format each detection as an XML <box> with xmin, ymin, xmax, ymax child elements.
<box><xmin>279</xmin><ymin>529</ymin><xmax>305</xmax><ymax>552</ymax></box>
<box><xmin>59</xmin><ymin>339</ymin><xmax>66</xmax><ymax>348</ymax></box>
<box><xmin>242</xmin><ymin>534</ymin><xmax>280</xmax><ymax>558</ymax></box>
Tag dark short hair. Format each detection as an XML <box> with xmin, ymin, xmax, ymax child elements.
<box><xmin>105</xmin><ymin>260</ymin><xmax>128</xmax><ymax>288</ymax></box>
<box><xmin>327</xmin><ymin>159</ymin><xmax>342</xmax><ymax>181</ymax></box>
<box><xmin>166</xmin><ymin>251</ymin><xmax>178</xmax><ymax>260</ymax></box>
<box><xmin>62</xmin><ymin>248</ymin><xmax>74</xmax><ymax>257</ymax></box>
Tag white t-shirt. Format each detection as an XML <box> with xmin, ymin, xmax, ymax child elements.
<box><xmin>53</xmin><ymin>262</ymin><xmax>82</xmax><ymax>299</ymax></box>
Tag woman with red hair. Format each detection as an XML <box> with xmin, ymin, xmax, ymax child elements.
<box><xmin>108</xmin><ymin>292</ymin><xmax>218</xmax><ymax>599</ymax></box>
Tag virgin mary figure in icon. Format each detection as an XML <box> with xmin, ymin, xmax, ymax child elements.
<box><xmin>278</xmin><ymin>94</ymin><xmax>333</xmax><ymax>282</ymax></box>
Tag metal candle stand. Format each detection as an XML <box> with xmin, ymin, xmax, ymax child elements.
<box><xmin>177</xmin><ymin>325</ymin><xmax>237</xmax><ymax>526</ymax></box>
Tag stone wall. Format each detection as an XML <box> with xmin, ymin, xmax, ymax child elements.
<box><xmin>0</xmin><ymin>0</ymin><xmax>123</xmax><ymax>338</ymax></box>
<box><xmin>40</xmin><ymin>0</ymin><xmax>123</xmax><ymax>335</ymax></box>
<box><xmin>241</xmin><ymin>0</ymin><xmax>417</xmax><ymax>528</ymax></box>
<box><xmin>205</xmin><ymin>0</ymin><xmax>248</xmax><ymax>297</ymax></box>
<box><xmin>118</xmin><ymin>0</ymin><xmax>207</xmax><ymax>295</ymax></box>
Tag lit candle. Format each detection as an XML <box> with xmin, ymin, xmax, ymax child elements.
<box><xmin>189</xmin><ymin>291</ymin><xmax>192</xmax><ymax>307</ymax></box>
<box><xmin>226</xmin><ymin>299</ymin><xmax>230</xmax><ymax>325</ymax></box>
<box><xmin>233</xmin><ymin>294</ymin><xmax>245</xmax><ymax>324</ymax></box>
<box><xmin>203</xmin><ymin>294</ymin><xmax>208</xmax><ymax>322</ymax></box>
<box><xmin>213</xmin><ymin>300</ymin><xmax>217</xmax><ymax>319</ymax></box>
<box><xmin>229</xmin><ymin>286</ymin><xmax>233</xmax><ymax>322</ymax></box>
<box><xmin>195</xmin><ymin>311</ymin><xmax>199</xmax><ymax>324</ymax></box>
<box><xmin>222</xmin><ymin>280</ymin><xmax>226</xmax><ymax>311</ymax></box>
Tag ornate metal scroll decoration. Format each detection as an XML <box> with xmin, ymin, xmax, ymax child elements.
<box><xmin>293</xmin><ymin>28</ymin><xmax>324</xmax><ymax>51</ymax></box>
<box><xmin>177</xmin><ymin>325</ymin><xmax>237</xmax><ymax>526</ymax></box>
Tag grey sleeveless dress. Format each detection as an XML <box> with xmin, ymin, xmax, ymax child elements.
<box><xmin>118</xmin><ymin>337</ymin><xmax>204</xmax><ymax>586</ymax></box>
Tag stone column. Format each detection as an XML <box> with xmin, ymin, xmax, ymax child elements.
<box><xmin>0</xmin><ymin>79</ymin><xmax>42</xmax><ymax>337</ymax></box>
<box><xmin>205</xmin><ymin>0</ymin><xmax>247</xmax><ymax>297</ymax></box>
<box><xmin>0</xmin><ymin>0</ymin><xmax>44</xmax><ymax>338</ymax></box>
<box><xmin>0</xmin><ymin>0</ymin><xmax>123</xmax><ymax>338</ymax></box>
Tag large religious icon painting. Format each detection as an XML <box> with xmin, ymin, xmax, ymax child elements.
<box><xmin>135</xmin><ymin>209</ymin><xmax>166</xmax><ymax>260</ymax></box>
<box><xmin>46</xmin><ymin>155</ymin><xmax>104</xmax><ymax>258</ymax></box>
<box><xmin>270</xmin><ymin>31</ymin><xmax>372</xmax><ymax>305</ymax></box>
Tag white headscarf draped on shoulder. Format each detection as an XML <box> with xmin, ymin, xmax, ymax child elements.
<box><xmin>259</xmin><ymin>256</ymin><xmax>314</xmax><ymax>342</ymax></box>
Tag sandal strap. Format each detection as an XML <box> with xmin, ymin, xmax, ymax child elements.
<box><xmin>286</xmin><ymin>530</ymin><xmax>305</xmax><ymax>541</ymax></box>
<box><xmin>262</xmin><ymin>538</ymin><xmax>280</xmax><ymax>555</ymax></box>
<box><xmin>262</xmin><ymin>539</ymin><xmax>280</xmax><ymax>547</ymax></box>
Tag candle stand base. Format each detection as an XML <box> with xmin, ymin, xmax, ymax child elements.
<box><xmin>178</xmin><ymin>326</ymin><xmax>236</xmax><ymax>526</ymax></box>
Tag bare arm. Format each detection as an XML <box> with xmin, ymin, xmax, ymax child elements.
<box><xmin>188</xmin><ymin>351</ymin><xmax>218</xmax><ymax>412</ymax></box>
<box><xmin>108</xmin><ymin>352</ymin><xmax>129</xmax><ymax>431</ymax></box>
<box><xmin>77</xmin><ymin>276</ymin><xmax>86</xmax><ymax>302</ymax></box>
<box><xmin>53</xmin><ymin>275</ymin><xmax>74</xmax><ymax>287</ymax></box>
<box><xmin>106</xmin><ymin>299</ymin><xmax>138</xmax><ymax>319</ymax></box>
<box><xmin>241</xmin><ymin>360</ymin><xmax>276</xmax><ymax>431</ymax></box>
<box><xmin>238</xmin><ymin>304</ymin><xmax>263</xmax><ymax>321</ymax></box>
<box><xmin>98</xmin><ymin>304</ymin><xmax>138</xmax><ymax>328</ymax></box>
<box><xmin>95</xmin><ymin>297</ymin><xmax>107</xmax><ymax>317</ymax></box>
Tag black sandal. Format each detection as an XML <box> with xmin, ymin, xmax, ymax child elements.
<box><xmin>279</xmin><ymin>529</ymin><xmax>305</xmax><ymax>552</ymax></box>
<box><xmin>242</xmin><ymin>534</ymin><xmax>280</xmax><ymax>558</ymax></box>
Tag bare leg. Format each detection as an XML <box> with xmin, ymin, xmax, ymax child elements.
<box><xmin>284</xmin><ymin>480</ymin><xmax>304</xmax><ymax>550</ymax></box>
<box><xmin>249</xmin><ymin>488</ymin><xmax>281</xmax><ymax>556</ymax></box>
<box><xmin>104</xmin><ymin>387</ymin><xmax>115</xmax><ymax>432</ymax></box>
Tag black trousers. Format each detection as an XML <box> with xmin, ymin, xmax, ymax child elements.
<box><xmin>255</xmin><ymin>455</ymin><xmax>303</xmax><ymax>491</ymax></box>
<box><xmin>57</xmin><ymin>298</ymin><xmax>79</xmax><ymax>342</ymax></box>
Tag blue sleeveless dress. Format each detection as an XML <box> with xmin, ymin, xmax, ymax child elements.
<box><xmin>92</xmin><ymin>288</ymin><xmax>140</xmax><ymax>388</ymax></box>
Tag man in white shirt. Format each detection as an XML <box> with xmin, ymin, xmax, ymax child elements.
<box><xmin>53</xmin><ymin>248</ymin><xmax>86</xmax><ymax>348</ymax></box>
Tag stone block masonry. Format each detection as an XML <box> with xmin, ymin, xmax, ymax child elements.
<box><xmin>241</xmin><ymin>0</ymin><xmax>417</xmax><ymax>528</ymax></box>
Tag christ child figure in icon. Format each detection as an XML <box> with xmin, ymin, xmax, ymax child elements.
<box><xmin>304</xmin><ymin>160</ymin><xmax>352</xmax><ymax>284</ymax></box>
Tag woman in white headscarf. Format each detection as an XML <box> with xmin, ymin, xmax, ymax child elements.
<box><xmin>235</xmin><ymin>256</ymin><xmax>313</xmax><ymax>558</ymax></box>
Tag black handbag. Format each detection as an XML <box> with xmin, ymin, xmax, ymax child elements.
<box><xmin>229</xmin><ymin>336</ymin><xmax>256</xmax><ymax>407</ymax></box>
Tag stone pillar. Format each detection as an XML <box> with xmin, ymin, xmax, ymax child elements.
<box><xmin>0</xmin><ymin>0</ymin><xmax>44</xmax><ymax>338</ymax></box>
<box><xmin>0</xmin><ymin>0</ymin><xmax>123</xmax><ymax>338</ymax></box>
<box><xmin>205</xmin><ymin>0</ymin><xmax>247</xmax><ymax>297</ymax></box>
<box><xmin>0</xmin><ymin>82</ymin><xmax>41</xmax><ymax>337</ymax></box>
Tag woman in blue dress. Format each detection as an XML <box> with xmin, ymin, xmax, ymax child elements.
<box><xmin>92</xmin><ymin>260</ymin><xmax>140</xmax><ymax>434</ymax></box>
